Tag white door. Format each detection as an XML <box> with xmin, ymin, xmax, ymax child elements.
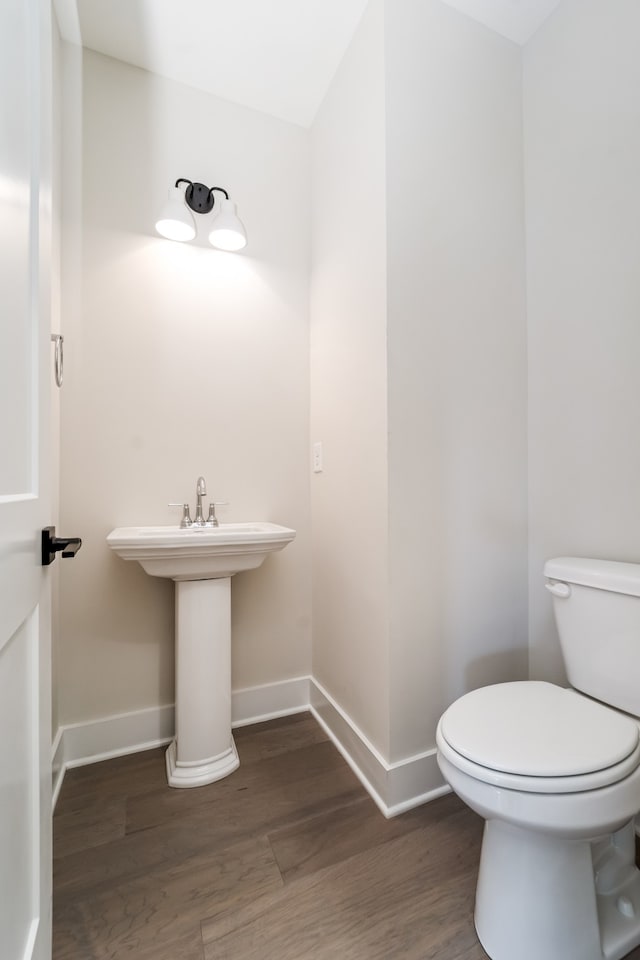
<box><xmin>0</xmin><ymin>0</ymin><xmax>53</xmax><ymax>957</ymax></box>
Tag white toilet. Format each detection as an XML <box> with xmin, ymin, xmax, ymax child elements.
<box><xmin>436</xmin><ymin>557</ymin><xmax>640</xmax><ymax>960</ymax></box>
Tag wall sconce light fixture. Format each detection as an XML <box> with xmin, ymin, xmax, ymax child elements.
<box><xmin>155</xmin><ymin>178</ymin><xmax>247</xmax><ymax>252</ymax></box>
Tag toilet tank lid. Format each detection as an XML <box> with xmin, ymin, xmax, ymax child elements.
<box><xmin>545</xmin><ymin>557</ymin><xmax>640</xmax><ymax>597</ymax></box>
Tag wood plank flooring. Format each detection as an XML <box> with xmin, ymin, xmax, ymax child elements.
<box><xmin>53</xmin><ymin>712</ymin><xmax>640</xmax><ymax>960</ymax></box>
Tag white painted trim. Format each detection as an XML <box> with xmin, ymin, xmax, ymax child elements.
<box><xmin>62</xmin><ymin>703</ymin><xmax>175</xmax><ymax>768</ymax></box>
<box><xmin>52</xmin><ymin>0</ymin><xmax>81</xmax><ymax>46</ymax></box>
<box><xmin>50</xmin><ymin>675</ymin><xmax>447</xmax><ymax>817</ymax></box>
<box><xmin>51</xmin><ymin>704</ymin><xmax>175</xmax><ymax>811</ymax></box>
<box><xmin>22</xmin><ymin>917</ymin><xmax>39</xmax><ymax>960</ymax></box>
<box><xmin>310</xmin><ymin>702</ymin><xmax>389</xmax><ymax>816</ymax></box>
<box><xmin>231</xmin><ymin>676</ymin><xmax>310</xmax><ymax>727</ymax></box>
<box><xmin>51</xmin><ymin>725</ymin><xmax>65</xmax><ymax>810</ymax></box>
<box><xmin>50</xmin><ymin>677</ymin><xmax>310</xmax><ymax>810</ymax></box>
<box><xmin>310</xmin><ymin>678</ymin><xmax>449</xmax><ymax>818</ymax></box>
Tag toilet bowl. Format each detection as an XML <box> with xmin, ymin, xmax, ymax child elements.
<box><xmin>436</xmin><ymin>558</ymin><xmax>640</xmax><ymax>960</ymax></box>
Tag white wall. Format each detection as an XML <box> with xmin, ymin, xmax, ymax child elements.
<box><xmin>58</xmin><ymin>50</ymin><xmax>312</xmax><ymax>726</ymax></box>
<box><xmin>310</xmin><ymin>0</ymin><xmax>528</xmax><ymax>767</ymax></box>
<box><xmin>311</xmin><ymin>0</ymin><xmax>637</xmax><ymax>772</ymax></box>
<box><xmin>525</xmin><ymin>0</ymin><xmax>640</xmax><ymax>682</ymax></box>
<box><xmin>310</xmin><ymin>0</ymin><xmax>390</xmax><ymax>756</ymax></box>
<box><xmin>385</xmin><ymin>0</ymin><xmax>529</xmax><ymax>760</ymax></box>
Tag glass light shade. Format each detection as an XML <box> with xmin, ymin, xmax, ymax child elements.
<box><xmin>208</xmin><ymin>199</ymin><xmax>247</xmax><ymax>252</ymax></box>
<box><xmin>155</xmin><ymin>186</ymin><xmax>196</xmax><ymax>242</ymax></box>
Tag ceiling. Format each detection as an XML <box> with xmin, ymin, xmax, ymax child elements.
<box><xmin>54</xmin><ymin>0</ymin><xmax>562</xmax><ymax>128</ymax></box>
<box><xmin>441</xmin><ymin>0</ymin><xmax>561</xmax><ymax>46</ymax></box>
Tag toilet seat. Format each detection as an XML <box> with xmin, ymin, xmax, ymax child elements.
<box><xmin>438</xmin><ymin>681</ymin><xmax>640</xmax><ymax>795</ymax></box>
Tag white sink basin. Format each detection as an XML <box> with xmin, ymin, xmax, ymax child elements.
<box><xmin>106</xmin><ymin>519</ymin><xmax>296</xmax><ymax>789</ymax></box>
<box><xmin>106</xmin><ymin>521</ymin><xmax>296</xmax><ymax>580</ymax></box>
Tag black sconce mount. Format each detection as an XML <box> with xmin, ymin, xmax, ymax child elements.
<box><xmin>175</xmin><ymin>178</ymin><xmax>229</xmax><ymax>215</ymax></box>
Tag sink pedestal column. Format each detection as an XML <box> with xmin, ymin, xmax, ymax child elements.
<box><xmin>165</xmin><ymin>577</ymin><xmax>239</xmax><ymax>788</ymax></box>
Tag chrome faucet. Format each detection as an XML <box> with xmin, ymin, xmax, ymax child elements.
<box><xmin>169</xmin><ymin>476</ymin><xmax>226</xmax><ymax>528</ymax></box>
<box><xmin>194</xmin><ymin>476</ymin><xmax>207</xmax><ymax>526</ymax></box>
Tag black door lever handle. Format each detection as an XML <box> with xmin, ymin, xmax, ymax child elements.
<box><xmin>42</xmin><ymin>526</ymin><xmax>83</xmax><ymax>566</ymax></box>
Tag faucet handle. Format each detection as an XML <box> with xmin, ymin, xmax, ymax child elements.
<box><xmin>168</xmin><ymin>503</ymin><xmax>193</xmax><ymax>528</ymax></box>
<box><xmin>205</xmin><ymin>501</ymin><xmax>229</xmax><ymax>527</ymax></box>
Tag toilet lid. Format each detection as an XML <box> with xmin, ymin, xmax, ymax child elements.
<box><xmin>440</xmin><ymin>682</ymin><xmax>639</xmax><ymax>778</ymax></box>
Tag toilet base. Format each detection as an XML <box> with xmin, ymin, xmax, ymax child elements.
<box><xmin>475</xmin><ymin>818</ymin><xmax>640</xmax><ymax>960</ymax></box>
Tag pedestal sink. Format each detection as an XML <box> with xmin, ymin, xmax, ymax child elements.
<box><xmin>106</xmin><ymin>522</ymin><xmax>296</xmax><ymax>787</ymax></box>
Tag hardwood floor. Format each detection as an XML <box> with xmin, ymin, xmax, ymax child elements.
<box><xmin>53</xmin><ymin>713</ymin><xmax>640</xmax><ymax>960</ymax></box>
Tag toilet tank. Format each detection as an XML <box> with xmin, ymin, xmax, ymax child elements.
<box><xmin>545</xmin><ymin>557</ymin><xmax>640</xmax><ymax>718</ymax></box>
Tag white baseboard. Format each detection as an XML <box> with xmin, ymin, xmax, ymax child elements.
<box><xmin>52</xmin><ymin>703</ymin><xmax>175</xmax><ymax>809</ymax></box>
<box><xmin>51</xmin><ymin>726</ymin><xmax>65</xmax><ymax>810</ymax></box>
<box><xmin>310</xmin><ymin>679</ymin><xmax>449</xmax><ymax>818</ymax></box>
<box><xmin>231</xmin><ymin>676</ymin><xmax>310</xmax><ymax>727</ymax></box>
<box><xmin>51</xmin><ymin>677</ymin><xmax>310</xmax><ymax>810</ymax></box>
<box><xmin>51</xmin><ymin>675</ymin><xmax>447</xmax><ymax>818</ymax></box>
